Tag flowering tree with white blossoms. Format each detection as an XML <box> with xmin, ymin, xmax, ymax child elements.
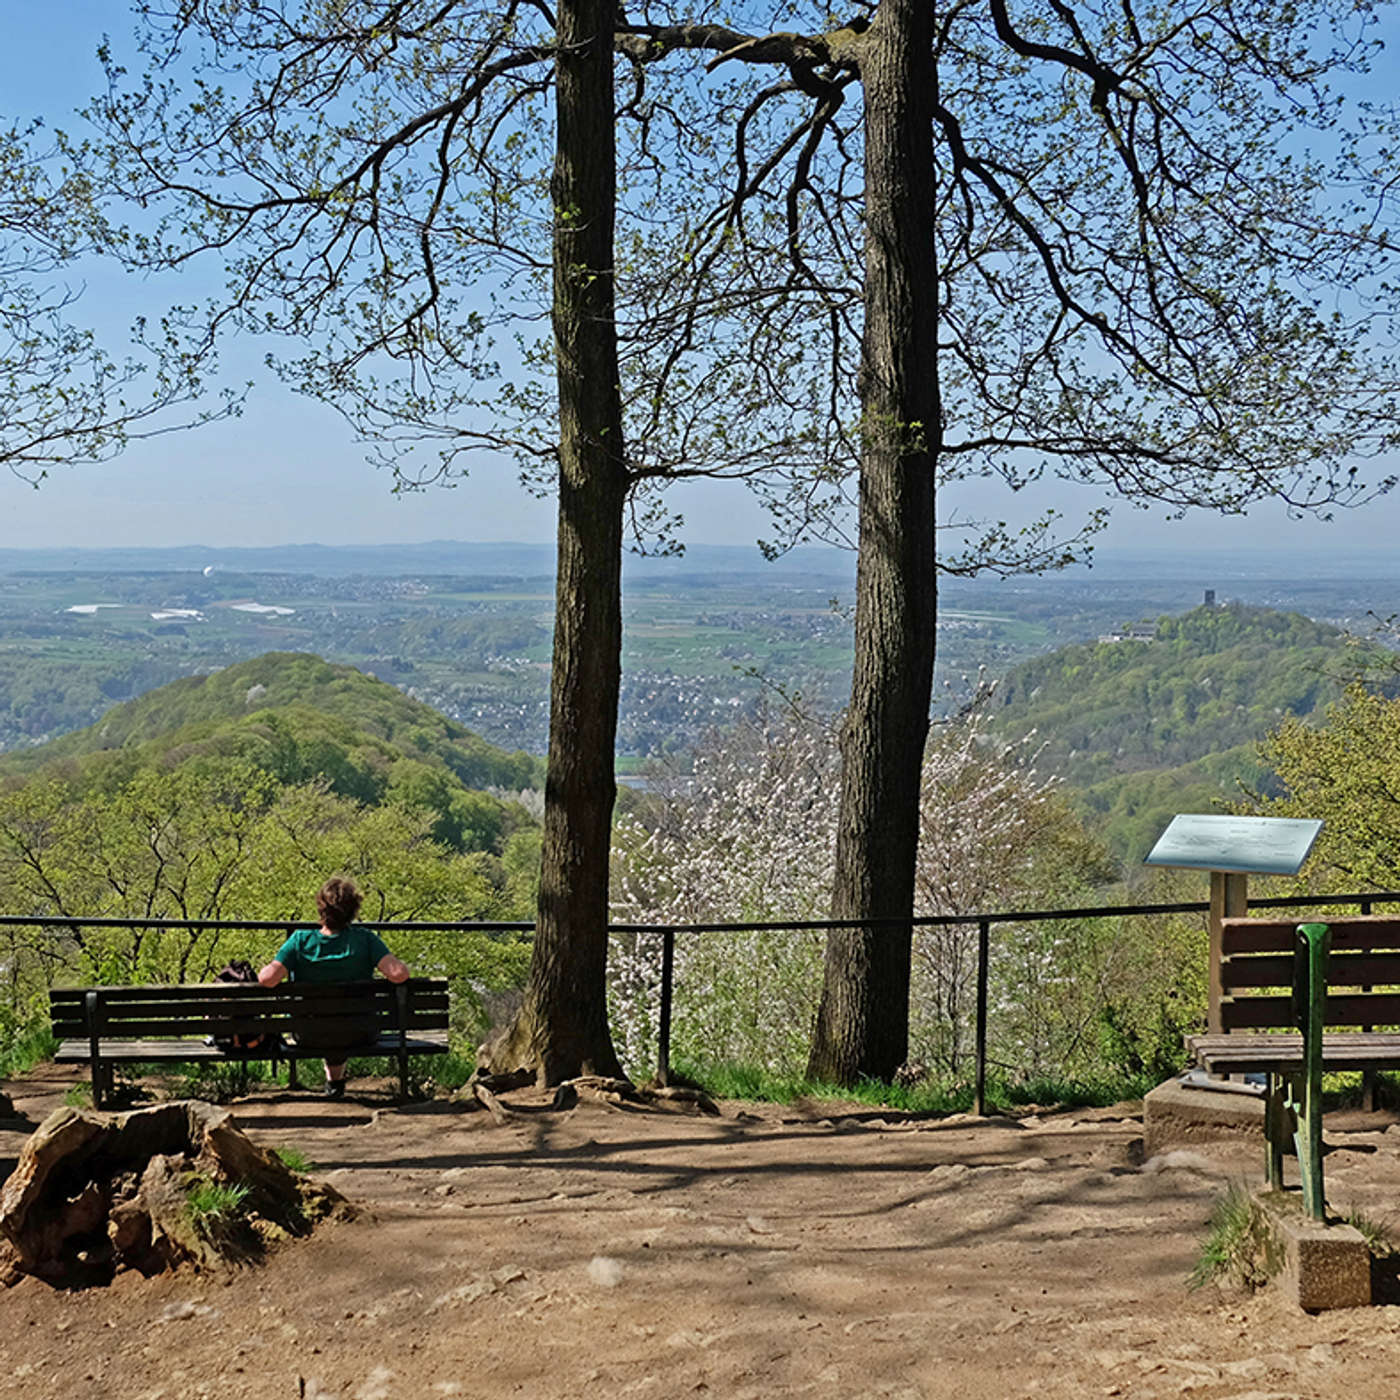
<box><xmin>611</xmin><ymin>691</ymin><xmax>1117</xmax><ymax>1081</ymax></box>
<box><xmin>610</xmin><ymin>706</ymin><xmax>838</xmax><ymax>1075</ymax></box>
<box><xmin>911</xmin><ymin>699</ymin><xmax>1118</xmax><ymax>1078</ymax></box>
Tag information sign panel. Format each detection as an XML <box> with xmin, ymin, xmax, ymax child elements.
<box><xmin>1144</xmin><ymin>814</ymin><xmax>1322</xmax><ymax>876</ymax></box>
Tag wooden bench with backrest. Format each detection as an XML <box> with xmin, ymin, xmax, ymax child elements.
<box><xmin>1185</xmin><ymin>916</ymin><xmax>1400</xmax><ymax>1218</ymax></box>
<box><xmin>50</xmin><ymin>978</ymin><xmax>451</xmax><ymax>1107</ymax></box>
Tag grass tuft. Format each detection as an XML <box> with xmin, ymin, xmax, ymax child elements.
<box><xmin>273</xmin><ymin>1146</ymin><xmax>313</xmax><ymax>1174</ymax></box>
<box><xmin>1190</xmin><ymin>1183</ymin><xmax>1284</xmax><ymax>1291</ymax></box>
<box><xmin>423</xmin><ymin>1049</ymin><xmax>476</xmax><ymax>1090</ymax></box>
<box><xmin>178</xmin><ymin>1060</ymin><xmax>276</xmax><ymax>1103</ymax></box>
<box><xmin>185</xmin><ymin>1176</ymin><xmax>251</xmax><ymax>1240</ymax></box>
<box><xmin>1343</xmin><ymin>1205</ymin><xmax>1397</xmax><ymax>1256</ymax></box>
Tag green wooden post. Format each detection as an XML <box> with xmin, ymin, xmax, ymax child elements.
<box><xmin>1294</xmin><ymin>922</ymin><xmax>1330</xmax><ymax>1222</ymax></box>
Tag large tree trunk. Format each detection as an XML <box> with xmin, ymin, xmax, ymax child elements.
<box><xmin>482</xmin><ymin>0</ymin><xmax>627</xmax><ymax>1085</ymax></box>
<box><xmin>807</xmin><ymin>0</ymin><xmax>939</xmax><ymax>1085</ymax></box>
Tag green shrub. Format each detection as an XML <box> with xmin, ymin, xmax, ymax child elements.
<box><xmin>0</xmin><ymin>1014</ymin><xmax>57</xmax><ymax>1080</ymax></box>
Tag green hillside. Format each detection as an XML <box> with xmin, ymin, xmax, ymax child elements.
<box><xmin>990</xmin><ymin>603</ymin><xmax>1386</xmax><ymax>862</ymax></box>
<box><xmin>0</xmin><ymin>653</ymin><xmax>545</xmax><ymax>857</ymax></box>
<box><xmin>0</xmin><ymin>652</ymin><xmax>542</xmax><ymax>791</ymax></box>
<box><xmin>991</xmin><ymin>604</ymin><xmax>1368</xmax><ymax>783</ymax></box>
<box><xmin>1077</xmin><ymin>745</ymin><xmax>1276</xmax><ymax>865</ymax></box>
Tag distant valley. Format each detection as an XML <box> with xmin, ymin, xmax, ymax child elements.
<box><xmin>1</xmin><ymin>542</ymin><xmax>1397</xmax><ymax>868</ymax></box>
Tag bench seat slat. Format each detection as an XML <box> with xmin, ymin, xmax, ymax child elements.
<box><xmin>50</xmin><ymin>1010</ymin><xmax>453</xmax><ymax>1038</ymax></box>
<box><xmin>1188</xmin><ymin>1030</ymin><xmax>1400</xmax><ymax>1074</ymax></box>
<box><xmin>53</xmin><ymin>1030</ymin><xmax>451</xmax><ymax>1064</ymax></box>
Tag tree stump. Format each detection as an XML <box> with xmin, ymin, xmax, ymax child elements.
<box><xmin>0</xmin><ymin>1101</ymin><xmax>349</xmax><ymax>1287</ymax></box>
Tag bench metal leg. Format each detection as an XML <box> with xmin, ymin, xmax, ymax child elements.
<box><xmin>1294</xmin><ymin>922</ymin><xmax>1330</xmax><ymax>1221</ymax></box>
<box><xmin>1362</xmin><ymin>1069</ymin><xmax>1378</xmax><ymax>1113</ymax></box>
<box><xmin>1265</xmin><ymin>1073</ymin><xmax>1288</xmax><ymax>1191</ymax></box>
<box><xmin>85</xmin><ymin>990</ymin><xmax>104</xmax><ymax>1109</ymax></box>
<box><xmin>287</xmin><ymin>1056</ymin><xmax>301</xmax><ymax>1091</ymax></box>
<box><xmin>1289</xmin><ymin>1068</ymin><xmax>1326</xmax><ymax>1222</ymax></box>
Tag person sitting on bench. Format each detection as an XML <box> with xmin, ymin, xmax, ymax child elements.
<box><xmin>258</xmin><ymin>876</ymin><xmax>410</xmax><ymax>1099</ymax></box>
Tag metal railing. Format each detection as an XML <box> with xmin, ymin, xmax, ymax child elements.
<box><xmin>613</xmin><ymin>888</ymin><xmax>1400</xmax><ymax>1111</ymax></box>
<box><xmin>6</xmin><ymin>889</ymin><xmax>1400</xmax><ymax>1112</ymax></box>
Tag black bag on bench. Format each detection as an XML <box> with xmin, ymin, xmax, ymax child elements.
<box><xmin>212</xmin><ymin>960</ymin><xmax>281</xmax><ymax>1053</ymax></box>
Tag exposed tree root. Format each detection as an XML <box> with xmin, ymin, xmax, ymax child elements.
<box><xmin>560</xmin><ymin>1076</ymin><xmax>720</xmax><ymax>1116</ymax></box>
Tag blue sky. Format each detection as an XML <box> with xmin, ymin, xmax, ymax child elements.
<box><xmin>2</xmin><ymin>2</ymin><xmax>1398</xmax><ymax>559</ymax></box>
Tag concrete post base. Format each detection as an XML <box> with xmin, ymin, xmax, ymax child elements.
<box><xmin>1143</xmin><ymin>1075</ymin><xmax>1265</xmax><ymax>1158</ymax></box>
<box><xmin>1260</xmin><ymin>1198</ymin><xmax>1372</xmax><ymax>1311</ymax></box>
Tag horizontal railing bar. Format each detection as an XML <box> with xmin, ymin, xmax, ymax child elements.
<box><xmin>609</xmin><ymin>890</ymin><xmax>1400</xmax><ymax>936</ymax></box>
<box><xmin>608</xmin><ymin>901</ymin><xmax>1209</xmax><ymax>934</ymax></box>
<box><xmin>1</xmin><ymin>890</ymin><xmax>1397</xmax><ymax>939</ymax></box>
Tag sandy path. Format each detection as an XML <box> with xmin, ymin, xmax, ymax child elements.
<box><xmin>4</xmin><ymin>1065</ymin><xmax>1400</xmax><ymax>1400</ymax></box>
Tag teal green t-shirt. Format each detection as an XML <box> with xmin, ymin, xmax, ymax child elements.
<box><xmin>274</xmin><ymin>925</ymin><xmax>391</xmax><ymax>984</ymax></box>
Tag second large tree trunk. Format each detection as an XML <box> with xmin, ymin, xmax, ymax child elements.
<box><xmin>483</xmin><ymin>0</ymin><xmax>627</xmax><ymax>1085</ymax></box>
<box><xmin>807</xmin><ymin>0</ymin><xmax>939</xmax><ymax>1085</ymax></box>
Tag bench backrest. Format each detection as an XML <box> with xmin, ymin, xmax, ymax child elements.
<box><xmin>50</xmin><ymin>977</ymin><xmax>450</xmax><ymax>1041</ymax></box>
<box><xmin>1219</xmin><ymin>917</ymin><xmax>1400</xmax><ymax>1032</ymax></box>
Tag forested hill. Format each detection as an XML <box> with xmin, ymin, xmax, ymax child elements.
<box><xmin>990</xmin><ymin>603</ymin><xmax>1376</xmax><ymax>790</ymax></box>
<box><xmin>0</xmin><ymin>652</ymin><xmax>543</xmax><ymax>798</ymax></box>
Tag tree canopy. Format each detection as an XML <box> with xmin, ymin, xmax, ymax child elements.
<box><xmin>1</xmin><ymin>118</ymin><xmax>234</xmax><ymax>482</ymax></box>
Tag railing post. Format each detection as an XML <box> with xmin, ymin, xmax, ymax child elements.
<box><xmin>657</xmin><ymin>928</ymin><xmax>675</xmax><ymax>1087</ymax></box>
<box><xmin>974</xmin><ymin>919</ymin><xmax>990</xmax><ymax>1117</ymax></box>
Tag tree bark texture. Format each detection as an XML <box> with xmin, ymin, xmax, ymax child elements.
<box><xmin>488</xmin><ymin>0</ymin><xmax>627</xmax><ymax>1084</ymax></box>
<box><xmin>807</xmin><ymin>0</ymin><xmax>939</xmax><ymax>1085</ymax></box>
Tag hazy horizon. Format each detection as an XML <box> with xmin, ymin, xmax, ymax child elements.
<box><xmin>3</xmin><ymin>536</ymin><xmax>1400</xmax><ymax>583</ymax></box>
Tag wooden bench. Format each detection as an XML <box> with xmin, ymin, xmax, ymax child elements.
<box><xmin>51</xmin><ymin>978</ymin><xmax>451</xmax><ymax>1107</ymax></box>
<box><xmin>1186</xmin><ymin>916</ymin><xmax>1400</xmax><ymax>1218</ymax></box>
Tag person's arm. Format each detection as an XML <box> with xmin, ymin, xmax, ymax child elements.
<box><xmin>258</xmin><ymin>959</ymin><xmax>288</xmax><ymax>987</ymax></box>
<box><xmin>265</xmin><ymin>931</ymin><xmax>301</xmax><ymax>986</ymax></box>
<box><xmin>377</xmin><ymin>953</ymin><xmax>410</xmax><ymax>984</ymax></box>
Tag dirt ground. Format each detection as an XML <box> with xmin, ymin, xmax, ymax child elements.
<box><xmin>4</xmin><ymin>1065</ymin><xmax>1400</xmax><ymax>1400</ymax></box>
